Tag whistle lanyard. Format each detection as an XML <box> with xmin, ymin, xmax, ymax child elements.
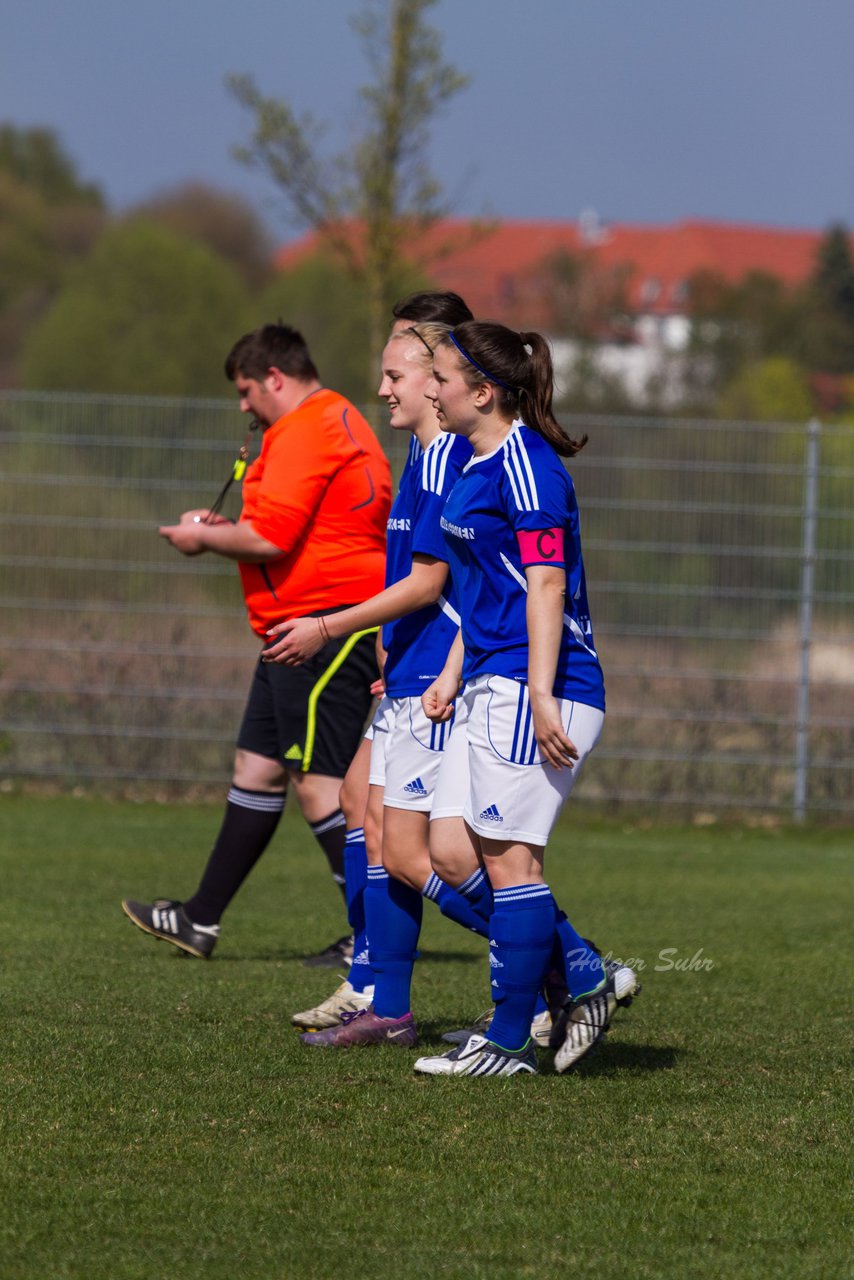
<box><xmin>203</xmin><ymin>419</ymin><xmax>260</xmax><ymax>523</ymax></box>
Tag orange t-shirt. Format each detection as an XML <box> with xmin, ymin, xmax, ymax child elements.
<box><xmin>238</xmin><ymin>388</ymin><xmax>392</xmax><ymax>637</ymax></box>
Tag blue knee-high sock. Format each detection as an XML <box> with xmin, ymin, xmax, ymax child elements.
<box><xmin>364</xmin><ymin>866</ymin><xmax>423</xmax><ymax>1019</ymax></box>
<box><xmin>344</xmin><ymin>828</ymin><xmax>374</xmax><ymax>994</ymax></box>
<box><xmin>551</xmin><ymin>904</ymin><xmax>605</xmax><ymax>1001</ymax></box>
<box><xmin>422</xmin><ymin>870</ymin><xmax>490</xmax><ymax>937</ymax></box>
<box><xmin>486</xmin><ymin>884</ymin><xmax>556</xmax><ymax>1051</ymax></box>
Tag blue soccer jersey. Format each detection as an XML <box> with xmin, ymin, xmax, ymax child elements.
<box><xmin>382</xmin><ymin>432</ymin><xmax>472</xmax><ymax>696</ymax></box>
<box><xmin>439</xmin><ymin>424</ymin><xmax>605</xmax><ymax>710</ymax></box>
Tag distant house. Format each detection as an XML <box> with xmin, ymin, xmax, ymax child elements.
<box><xmin>275</xmin><ymin>215</ymin><xmax>829</xmax><ymax>405</ymax></box>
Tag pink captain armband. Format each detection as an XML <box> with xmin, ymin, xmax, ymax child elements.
<box><xmin>516</xmin><ymin>528</ymin><xmax>565</xmax><ymax>566</ymax></box>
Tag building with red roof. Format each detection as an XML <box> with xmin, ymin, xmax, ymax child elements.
<box><xmin>275</xmin><ymin>215</ymin><xmax>837</xmax><ymax>405</ymax></box>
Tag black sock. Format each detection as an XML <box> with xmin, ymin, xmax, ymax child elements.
<box><xmin>309</xmin><ymin>809</ymin><xmax>347</xmax><ymax>902</ymax></box>
<box><xmin>183</xmin><ymin>786</ymin><xmax>286</xmax><ymax>926</ymax></box>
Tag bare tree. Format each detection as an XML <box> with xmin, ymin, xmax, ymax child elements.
<box><xmin>228</xmin><ymin>0</ymin><xmax>468</xmax><ymax>369</ymax></box>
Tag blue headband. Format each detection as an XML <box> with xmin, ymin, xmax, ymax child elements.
<box><xmin>448</xmin><ymin>332</ymin><xmax>516</xmax><ymax>393</ymax></box>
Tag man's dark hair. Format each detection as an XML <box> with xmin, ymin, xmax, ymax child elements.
<box><xmin>225</xmin><ymin>324</ymin><xmax>319</xmax><ymax>382</ymax></box>
<box><xmin>392</xmin><ymin>290</ymin><xmax>473</xmax><ymax>327</ymax></box>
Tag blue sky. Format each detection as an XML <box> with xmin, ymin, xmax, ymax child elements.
<box><xmin>3</xmin><ymin>0</ymin><xmax>852</xmax><ymax>238</ymax></box>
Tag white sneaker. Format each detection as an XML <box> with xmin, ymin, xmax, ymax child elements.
<box><xmin>414</xmin><ymin>1033</ymin><xmax>538</xmax><ymax>1077</ymax></box>
<box><xmin>552</xmin><ymin>966</ymin><xmax>638</xmax><ymax>1074</ymax></box>
<box><xmin>291</xmin><ymin>979</ymin><xmax>374</xmax><ymax>1030</ymax></box>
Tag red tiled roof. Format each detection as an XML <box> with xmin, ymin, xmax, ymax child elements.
<box><xmin>274</xmin><ymin>218</ymin><xmax>833</xmax><ymax>326</ymax></box>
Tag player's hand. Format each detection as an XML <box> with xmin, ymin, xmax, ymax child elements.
<box><xmin>421</xmin><ymin>670</ymin><xmax>459</xmax><ymax>723</ymax></box>
<box><xmin>263</xmin><ymin>617</ymin><xmax>326</xmax><ymax>666</ymax></box>
<box><xmin>529</xmin><ymin>692</ymin><xmax>579</xmax><ymax>769</ymax></box>
<box><xmin>158</xmin><ymin>523</ymin><xmax>206</xmax><ymax>555</ymax></box>
<box><xmin>369</xmin><ymin>677</ymin><xmax>386</xmax><ymax>697</ymax></box>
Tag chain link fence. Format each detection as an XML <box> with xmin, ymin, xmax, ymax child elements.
<box><xmin>1</xmin><ymin>390</ymin><xmax>851</xmax><ymax>819</ymax></box>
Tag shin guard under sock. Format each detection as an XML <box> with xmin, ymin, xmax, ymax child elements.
<box><xmin>486</xmin><ymin>884</ymin><xmax>555</xmax><ymax>1051</ymax></box>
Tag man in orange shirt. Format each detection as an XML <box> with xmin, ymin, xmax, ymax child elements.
<box><xmin>122</xmin><ymin>324</ymin><xmax>392</xmax><ymax>961</ymax></box>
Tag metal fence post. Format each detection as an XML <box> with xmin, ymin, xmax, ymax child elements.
<box><xmin>794</xmin><ymin>417</ymin><xmax>821</xmax><ymax>822</ymax></box>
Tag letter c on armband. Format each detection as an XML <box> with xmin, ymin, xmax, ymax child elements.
<box><xmin>516</xmin><ymin>527</ymin><xmax>565</xmax><ymax>565</ymax></box>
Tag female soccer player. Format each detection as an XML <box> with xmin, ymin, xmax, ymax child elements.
<box><xmin>263</xmin><ymin>323</ymin><xmax>497</xmax><ymax>1047</ymax></box>
<box><xmin>413</xmin><ymin>321</ymin><xmax>637</xmax><ymax>1077</ymax></box>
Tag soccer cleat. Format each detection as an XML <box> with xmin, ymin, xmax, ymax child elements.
<box><xmin>300</xmin><ymin>1007</ymin><xmax>417</xmax><ymax>1048</ymax></box>
<box><xmin>302</xmin><ymin>933</ymin><xmax>354</xmax><ymax>968</ymax></box>
<box><xmin>414</xmin><ymin>1033</ymin><xmax>538</xmax><ymax>1077</ymax></box>
<box><xmin>291</xmin><ymin>979</ymin><xmax>375</xmax><ymax>1030</ymax></box>
<box><xmin>550</xmin><ymin>966</ymin><xmax>639</xmax><ymax>1074</ymax></box>
<box><xmin>121</xmin><ymin>898</ymin><xmax>219</xmax><ymax>959</ymax></box>
<box><xmin>441</xmin><ymin>1007</ymin><xmax>552</xmax><ymax>1048</ymax></box>
<box><xmin>602</xmin><ymin>954</ymin><xmax>641</xmax><ymax>1006</ymax></box>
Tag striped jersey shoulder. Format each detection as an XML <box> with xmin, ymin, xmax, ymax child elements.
<box><xmin>500</xmin><ymin>426</ymin><xmax>546</xmax><ymax>512</ymax></box>
<box><xmin>406</xmin><ymin>435</ymin><xmax>424</xmax><ymax>467</ymax></box>
<box><xmin>420</xmin><ymin>430</ymin><xmax>459</xmax><ymax>495</ymax></box>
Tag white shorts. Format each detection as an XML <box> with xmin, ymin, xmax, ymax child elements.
<box><xmin>439</xmin><ymin>674</ymin><xmax>604</xmax><ymax>846</ymax></box>
<box><xmin>367</xmin><ymin>696</ymin><xmax>396</xmax><ymax>787</ymax></box>
<box><xmin>430</xmin><ymin>693</ymin><xmax>470</xmax><ymax>820</ymax></box>
<box><xmin>376</xmin><ymin>695</ymin><xmax>456</xmax><ymax>812</ymax></box>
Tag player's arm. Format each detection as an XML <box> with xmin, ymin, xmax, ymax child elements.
<box><xmin>158</xmin><ymin>518</ymin><xmax>287</xmax><ymax>562</ymax></box>
<box><xmin>525</xmin><ymin>564</ymin><xmax>579</xmax><ymax>770</ymax></box>
<box><xmin>262</xmin><ymin>554</ymin><xmax>449</xmax><ymax>665</ymax></box>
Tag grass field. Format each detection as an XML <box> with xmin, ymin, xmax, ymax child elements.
<box><xmin>1</xmin><ymin>794</ymin><xmax>850</xmax><ymax>1280</ymax></box>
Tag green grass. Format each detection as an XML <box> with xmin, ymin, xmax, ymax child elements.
<box><xmin>0</xmin><ymin>795</ymin><xmax>850</xmax><ymax>1280</ymax></box>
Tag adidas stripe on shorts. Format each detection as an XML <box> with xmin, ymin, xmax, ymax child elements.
<box><xmin>438</xmin><ymin>674</ymin><xmax>604</xmax><ymax>846</ymax></box>
<box><xmin>371</xmin><ymin>694</ymin><xmax>455</xmax><ymax>812</ymax></box>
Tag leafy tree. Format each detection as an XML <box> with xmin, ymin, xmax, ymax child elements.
<box><xmin>131</xmin><ymin>182</ymin><xmax>274</xmax><ymax>288</ymax></box>
<box><xmin>22</xmin><ymin>220</ymin><xmax>252</xmax><ymax>396</ymax></box>
<box><xmin>538</xmin><ymin>248</ymin><xmax>633</xmax><ymax>343</ymax></box>
<box><xmin>228</xmin><ymin>0</ymin><xmax>468</xmax><ymax>372</ymax></box>
<box><xmin>260</xmin><ymin>249</ymin><xmax>428</xmax><ymax>405</ymax></box>
<box><xmin>0</xmin><ymin>125</ymin><xmax>107</xmax><ymax>384</ymax></box>
<box><xmin>801</xmin><ymin>224</ymin><xmax>854</xmax><ymax>374</ymax></box>
<box><xmin>0</xmin><ymin>124</ymin><xmax>103</xmax><ymax>207</ymax></box>
<box><xmin>717</xmin><ymin>355</ymin><xmax>813</xmax><ymax>422</ymax></box>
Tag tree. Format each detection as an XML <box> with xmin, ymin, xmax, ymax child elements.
<box><xmin>22</xmin><ymin>220</ymin><xmax>253</xmax><ymax>396</ymax></box>
<box><xmin>228</xmin><ymin>0</ymin><xmax>468</xmax><ymax>372</ymax></box>
<box><xmin>131</xmin><ymin>182</ymin><xmax>275</xmax><ymax>289</ymax></box>
<box><xmin>0</xmin><ymin>127</ymin><xmax>107</xmax><ymax>386</ymax></box>
<box><xmin>801</xmin><ymin>224</ymin><xmax>854</xmax><ymax>374</ymax></box>
<box><xmin>0</xmin><ymin>124</ymin><xmax>103</xmax><ymax>208</ymax></box>
<box><xmin>717</xmin><ymin>355</ymin><xmax>813</xmax><ymax>422</ymax></box>
<box><xmin>260</xmin><ymin>249</ymin><xmax>428</xmax><ymax>406</ymax></box>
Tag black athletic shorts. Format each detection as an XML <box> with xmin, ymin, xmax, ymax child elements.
<box><xmin>236</xmin><ymin>625</ymin><xmax>378</xmax><ymax>778</ymax></box>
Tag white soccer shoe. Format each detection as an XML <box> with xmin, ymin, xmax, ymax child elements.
<box><xmin>290</xmin><ymin>979</ymin><xmax>374</xmax><ymax>1031</ymax></box>
<box><xmin>414</xmin><ymin>1033</ymin><xmax>538</xmax><ymax>1077</ymax></box>
<box><xmin>551</xmin><ymin>966</ymin><xmax>639</xmax><ymax>1074</ymax></box>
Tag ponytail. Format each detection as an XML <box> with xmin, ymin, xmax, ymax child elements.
<box><xmin>442</xmin><ymin>322</ymin><xmax>587</xmax><ymax>457</ymax></box>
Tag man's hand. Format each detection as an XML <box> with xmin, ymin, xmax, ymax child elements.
<box><xmin>177</xmin><ymin>509</ymin><xmax>230</xmax><ymax>526</ymax></box>
<box><xmin>159</xmin><ymin>523</ymin><xmax>206</xmax><ymax>556</ymax></box>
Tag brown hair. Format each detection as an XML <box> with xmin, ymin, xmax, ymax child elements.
<box><xmin>440</xmin><ymin>321</ymin><xmax>587</xmax><ymax>457</ymax></box>
<box><xmin>392</xmin><ymin>291</ymin><xmax>473</xmax><ymax>326</ymax></box>
<box><xmin>225</xmin><ymin>323</ymin><xmax>318</xmax><ymax>383</ymax></box>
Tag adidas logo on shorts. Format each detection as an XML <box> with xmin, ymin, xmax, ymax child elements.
<box><xmin>403</xmin><ymin>777</ymin><xmax>428</xmax><ymax>796</ymax></box>
<box><xmin>479</xmin><ymin>804</ymin><xmax>504</xmax><ymax>823</ymax></box>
